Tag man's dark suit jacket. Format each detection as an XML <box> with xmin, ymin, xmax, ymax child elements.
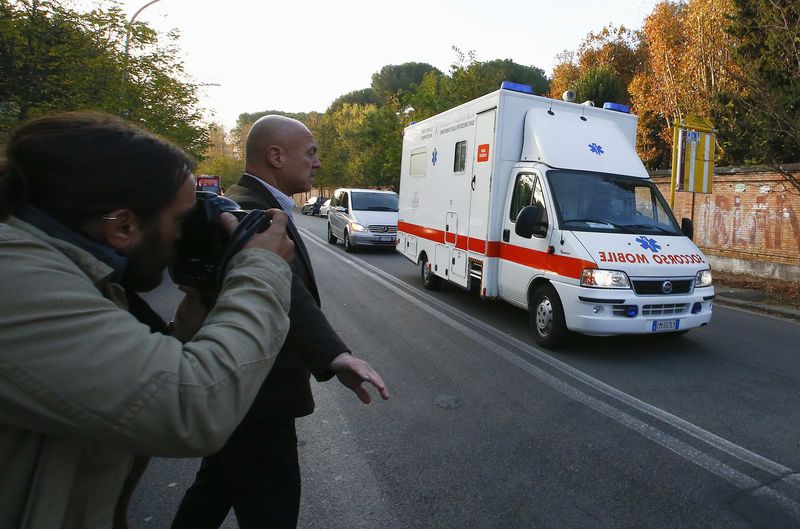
<box><xmin>225</xmin><ymin>173</ymin><xmax>349</xmax><ymax>420</ymax></box>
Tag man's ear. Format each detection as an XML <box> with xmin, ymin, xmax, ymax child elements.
<box><xmin>265</xmin><ymin>145</ymin><xmax>283</xmax><ymax>168</ymax></box>
<box><xmin>102</xmin><ymin>209</ymin><xmax>143</xmax><ymax>251</ymax></box>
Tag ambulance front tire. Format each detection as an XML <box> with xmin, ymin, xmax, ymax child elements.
<box><xmin>327</xmin><ymin>223</ymin><xmax>337</xmax><ymax>244</ymax></box>
<box><xmin>531</xmin><ymin>283</ymin><xmax>567</xmax><ymax>349</ymax></box>
<box><xmin>420</xmin><ymin>255</ymin><xmax>441</xmax><ymax>290</ymax></box>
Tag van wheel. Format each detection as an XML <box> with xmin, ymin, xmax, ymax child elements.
<box><xmin>344</xmin><ymin>231</ymin><xmax>355</xmax><ymax>253</ymax></box>
<box><xmin>327</xmin><ymin>223</ymin><xmax>337</xmax><ymax>244</ymax></box>
<box><xmin>420</xmin><ymin>255</ymin><xmax>441</xmax><ymax>290</ymax></box>
<box><xmin>531</xmin><ymin>284</ymin><xmax>567</xmax><ymax>349</ymax></box>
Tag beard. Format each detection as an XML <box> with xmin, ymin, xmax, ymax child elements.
<box><xmin>121</xmin><ymin>223</ymin><xmax>174</xmax><ymax>292</ymax></box>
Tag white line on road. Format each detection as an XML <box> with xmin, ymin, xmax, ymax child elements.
<box><xmin>300</xmin><ymin>228</ymin><xmax>800</xmax><ymax>516</ymax></box>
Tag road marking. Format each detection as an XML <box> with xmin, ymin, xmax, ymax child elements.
<box><xmin>300</xmin><ymin>228</ymin><xmax>800</xmax><ymax>518</ymax></box>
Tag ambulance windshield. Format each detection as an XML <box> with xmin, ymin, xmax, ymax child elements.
<box><xmin>547</xmin><ymin>169</ymin><xmax>682</xmax><ymax>235</ymax></box>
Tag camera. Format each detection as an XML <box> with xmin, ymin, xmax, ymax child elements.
<box><xmin>169</xmin><ymin>191</ymin><xmax>270</xmax><ymax>288</ymax></box>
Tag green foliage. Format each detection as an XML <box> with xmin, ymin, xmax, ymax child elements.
<box><xmin>574</xmin><ymin>67</ymin><xmax>624</xmax><ymax>107</ymax></box>
<box><xmin>230</xmin><ymin>51</ymin><xmax>551</xmax><ymax>191</ymax></box>
<box><xmin>327</xmin><ymin>88</ymin><xmax>381</xmax><ymax>112</ymax></box>
<box><xmin>195</xmin><ymin>154</ymin><xmax>242</xmax><ymax>191</ymax></box>
<box><xmin>371</xmin><ymin>62</ymin><xmax>441</xmax><ymax>103</ymax></box>
<box><xmin>0</xmin><ymin>0</ymin><xmax>207</xmax><ymax>156</ymax></box>
<box><xmin>714</xmin><ymin>0</ymin><xmax>800</xmax><ymax>164</ymax></box>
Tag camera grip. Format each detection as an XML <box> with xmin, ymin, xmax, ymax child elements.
<box><xmin>216</xmin><ymin>209</ymin><xmax>271</xmax><ymax>285</ymax></box>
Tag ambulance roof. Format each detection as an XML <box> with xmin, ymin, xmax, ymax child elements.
<box><xmin>520</xmin><ymin>105</ymin><xmax>648</xmax><ymax>178</ymax></box>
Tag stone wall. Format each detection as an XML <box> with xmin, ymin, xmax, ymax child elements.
<box><xmin>651</xmin><ymin>164</ymin><xmax>800</xmax><ymax>281</ymax></box>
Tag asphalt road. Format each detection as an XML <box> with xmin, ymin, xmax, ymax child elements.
<box><xmin>131</xmin><ymin>212</ymin><xmax>800</xmax><ymax>529</ymax></box>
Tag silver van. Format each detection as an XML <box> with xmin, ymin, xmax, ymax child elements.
<box><xmin>327</xmin><ymin>188</ymin><xmax>398</xmax><ymax>252</ymax></box>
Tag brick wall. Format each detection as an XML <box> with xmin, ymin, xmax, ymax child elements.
<box><xmin>651</xmin><ymin>164</ymin><xmax>800</xmax><ymax>281</ymax></box>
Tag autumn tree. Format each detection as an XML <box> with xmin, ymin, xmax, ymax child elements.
<box><xmin>548</xmin><ymin>51</ymin><xmax>580</xmax><ymax>101</ymax></box>
<box><xmin>549</xmin><ymin>25</ymin><xmax>643</xmax><ymax>104</ymax></box>
<box><xmin>628</xmin><ymin>0</ymin><xmax>738</xmax><ymax>167</ymax></box>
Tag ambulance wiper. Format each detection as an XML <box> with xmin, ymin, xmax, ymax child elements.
<box><xmin>623</xmin><ymin>223</ymin><xmax>676</xmax><ymax>234</ymax></box>
<box><xmin>564</xmin><ymin>218</ymin><xmax>635</xmax><ymax>233</ymax></box>
<box><xmin>366</xmin><ymin>206</ymin><xmax>397</xmax><ymax>211</ymax></box>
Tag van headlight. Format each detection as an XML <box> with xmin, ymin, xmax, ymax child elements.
<box><xmin>581</xmin><ymin>269</ymin><xmax>631</xmax><ymax>289</ymax></box>
<box><xmin>349</xmin><ymin>222</ymin><xmax>367</xmax><ymax>232</ymax></box>
<box><xmin>695</xmin><ymin>269</ymin><xmax>713</xmax><ymax>287</ymax></box>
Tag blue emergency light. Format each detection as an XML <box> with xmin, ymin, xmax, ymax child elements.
<box><xmin>501</xmin><ymin>81</ymin><xmax>533</xmax><ymax>94</ymax></box>
<box><xmin>603</xmin><ymin>102</ymin><xmax>631</xmax><ymax>114</ymax></box>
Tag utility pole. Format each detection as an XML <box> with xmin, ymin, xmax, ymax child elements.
<box><xmin>121</xmin><ymin>0</ymin><xmax>162</xmax><ymax>117</ymax></box>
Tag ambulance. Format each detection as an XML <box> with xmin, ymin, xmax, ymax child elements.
<box><xmin>396</xmin><ymin>81</ymin><xmax>714</xmax><ymax>348</ymax></box>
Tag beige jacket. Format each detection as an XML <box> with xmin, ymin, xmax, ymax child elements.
<box><xmin>0</xmin><ymin>217</ymin><xmax>292</xmax><ymax>529</ymax></box>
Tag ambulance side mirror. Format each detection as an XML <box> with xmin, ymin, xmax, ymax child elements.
<box><xmin>681</xmin><ymin>218</ymin><xmax>693</xmax><ymax>240</ymax></box>
<box><xmin>515</xmin><ymin>205</ymin><xmax>548</xmax><ymax>239</ymax></box>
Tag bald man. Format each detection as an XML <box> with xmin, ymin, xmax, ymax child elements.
<box><xmin>171</xmin><ymin>116</ymin><xmax>390</xmax><ymax>529</ymax></box>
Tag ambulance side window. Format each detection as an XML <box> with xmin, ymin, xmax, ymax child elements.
<box><xmin>510</xmin><ymin>174</ymin><xmax>534</xmax><ymax>221</ymax></box>
<box><xmin>510</xmin><ymin>173</ymin><xmax>549</xmax><ymax>226</ymax></box>
<box><xmin>410</xmin><ymin>147</ymin><xmax>427</xmax><ymax>178</ymax></box>
<box><xmin>532</xmin><ymin>177</ymin><xmax>548</xmax><ymax>226</ymax></box>
<box><xmin>453</xmin><ymin>141</ymin><xmax>467</xmax><ymax>173</ymax></box>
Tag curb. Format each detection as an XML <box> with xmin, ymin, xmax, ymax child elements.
<box><xmin>714</xmin><ymin>296</ymin><xmax>800</xmax><ymax>322</ymax></box>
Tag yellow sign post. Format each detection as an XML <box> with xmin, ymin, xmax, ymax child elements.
<box><xmin>670</xmin><ymin>115</ymin><xmax>716</xmax><ymax>208</ymax></box>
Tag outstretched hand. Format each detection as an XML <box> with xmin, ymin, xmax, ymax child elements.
<box><xmin>329</xmin><ymin>353</ymin><xmax>390</xmax><ymax>404</ymax></box>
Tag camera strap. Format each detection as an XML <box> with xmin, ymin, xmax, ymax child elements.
<box><xmin>217</xmin><ymin>209</ymin><xmax>271</xmax><ymax>285</ymax></box>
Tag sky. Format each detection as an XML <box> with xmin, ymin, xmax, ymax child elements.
<box><xmin>79</xmin><ymin>0</ymin><xmax>662</xmax><ymax>129</ymax></box>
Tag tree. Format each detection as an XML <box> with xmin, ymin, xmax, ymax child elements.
<box><xmin>445</xmin><ymin>48</ymin><xmax>549</xmax><ymax>108</ymax></box>
<box><xmin>548</xmin><ymin>51</ymin><xmax>580</xmax><ymax>101</ymax></box>
<box><xmin>370</xmin><ymin>62</ymin><xmax>441</xmax><ymax>104</ymax></box>
<box><xmin>628</xmin><ymin>0</ymin><xmax>739</xmax><ymax>168</ymax></box>
<box><xmin>549</xmin><ymin>25</ymin><xmax>644</xmax><ymax>105</ymax></box>
<box><xmin>0</xmin><ymin>0</ymin><xmax>207</xmax><ymax>156</ymax></box>
<box><xmin>327</xmin><ymin>88</ymin><xmax>381</xmax><ymax>112</ymax></box>
<box><xmin>195</xmin><ymin>124</ymin><xmax>242</xmax><ymax>190</ymax></box>
<box><xmin>715</xmin><ymin>0</ymin><xmax>800</xmax><ymax>165</ymax></box>
<box><xmin>574</xmin><ymin>67</ymin><xmax>624</xmax><ymax>106</ymax></box>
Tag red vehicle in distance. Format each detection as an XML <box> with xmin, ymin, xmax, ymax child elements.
<box><xmin>196</xmin><ymin>175</ymin><xmax>222</xmax><ymax>195</ymax></box>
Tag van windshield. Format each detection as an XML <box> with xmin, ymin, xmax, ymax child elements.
<box><xmin>546</xmin><ymin>169</ymin><xmax>682</xmax><ymax>235</ymax></box>
<box><xmin>351</xmin><ymin>192</ymin><xmax>399</xmax><ymax>212</ymax></box>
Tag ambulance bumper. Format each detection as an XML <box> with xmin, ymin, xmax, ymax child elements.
<box><xmin>557</xmin><ymin>283</ymin><xmax>715</xmax><ymax>336</ymax></box>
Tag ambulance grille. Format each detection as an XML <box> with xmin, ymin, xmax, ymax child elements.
<box><xmin>642</xmin><ymin>304</ymin><xmax>689</xmax><ymax>316</ymax></box>
<box><xmin>632</xmin><ymin>279</ymin><xmax>693</xmax><ymax>295</ymax></box>
<box><xmin>368</xmin><ymin>225</ymin><xmax>397</xmax><ymax>234</ymax></box>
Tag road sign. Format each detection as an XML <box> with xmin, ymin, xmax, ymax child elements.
<box><xmin>670</xmin><ymin>115</ymin><xmax>716</xmax><ymax>207</ymax></box>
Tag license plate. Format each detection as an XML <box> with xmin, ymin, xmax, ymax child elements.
<box><xmin>378</xmin><ymin>236</ymin><xmax>394</xmax><ymax>242</ymax></box>
<box><xmin>652</xmin><ymin>319</ymin><xmax>680</xmax><ymax>332</ymax></box>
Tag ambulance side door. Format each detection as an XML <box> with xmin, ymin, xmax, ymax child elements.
<box><xmin>498</xmin><ymin>171</ymin><xmax>552</xmax><ymax>306</ymax></box>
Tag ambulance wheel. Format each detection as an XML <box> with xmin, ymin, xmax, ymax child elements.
<box><xmin>420</xmin><ymin>255</ymin><xmax>441</xmax><ymax>290</ymax></box>
<box><xmin>344</xmin><ymin>230</ymin><xmax>355</xmax><ymax>253</ymax></box>
<box><xmin>327</xmin><ymin>223</ymin><xmax>337</xmax><ymax>244</ymax></box>
<box><xmin>531</xmin><ymin>284</ymin><xmax>567</xmax><ymax>349</ymax></box>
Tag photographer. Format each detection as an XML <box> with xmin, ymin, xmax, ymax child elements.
<box><xmin>0</xmin><ymin>112</ymin><xmax>294</xmax><ymax>529</ymax></box>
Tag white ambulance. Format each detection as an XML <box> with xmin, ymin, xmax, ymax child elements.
<box><xmin>396</xmin><ymin>82</ymin><xmax>714</xmax><ymax>348</ymax></box>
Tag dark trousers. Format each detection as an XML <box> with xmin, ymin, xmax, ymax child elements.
<box><xmin>170</xmin><ymin>417</ymin><xmax>301</xmax><ymax>529</ymax></box>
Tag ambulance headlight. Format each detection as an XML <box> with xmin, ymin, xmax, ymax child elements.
<box><xmin>581</xmin><ymin>269</ymin><xmax>631</xmax><ymax>289</ymax></box>
<box><xmin>695</xmin><ymin>269</ymin><xmax>713</xmax><ymax>288</ymax></box>
<box><xmin>349</xmin><ymin>222</ymin><xmax>368</xmax><ymax>232</ymax></box>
